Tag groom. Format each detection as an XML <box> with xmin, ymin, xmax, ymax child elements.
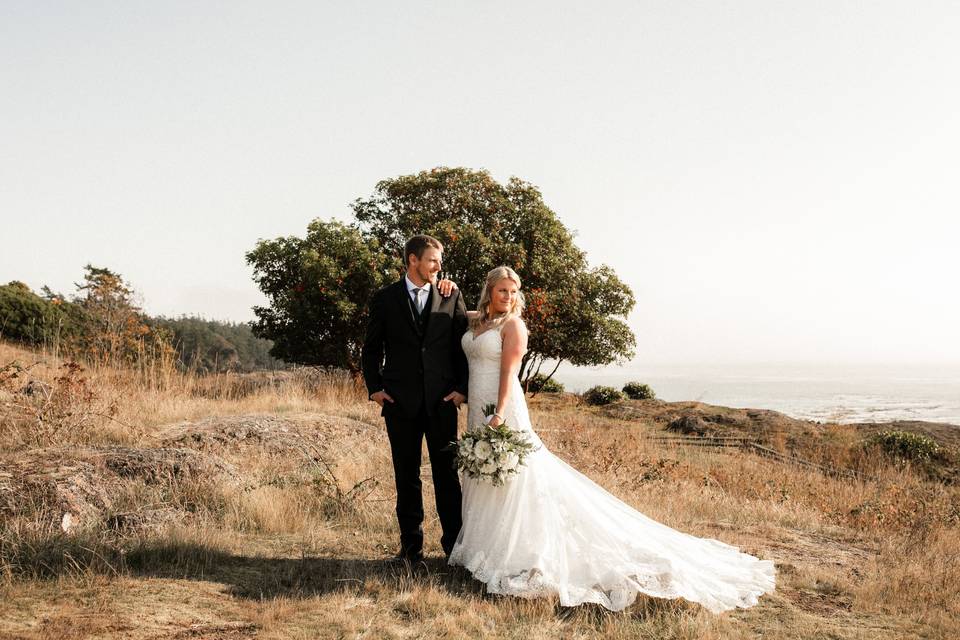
<box><xmin>361</xmin><ymin>234</ymin><xmax>469</xmax><ymax>563</ymax></box>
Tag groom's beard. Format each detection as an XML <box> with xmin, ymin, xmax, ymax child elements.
<box><xmin>413</xmin><ymin>267</ymin><xmax>437</xmax><ymax>285</ymax></box>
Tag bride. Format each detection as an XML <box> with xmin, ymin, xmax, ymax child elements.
<box><xmin>447</xmin><ymin>266</ymin><xmax>776</xmax><ymax>613</ymax></box>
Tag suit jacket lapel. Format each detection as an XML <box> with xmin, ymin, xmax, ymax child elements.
<box><xmin>395</xmin><ymin>279</ymin><xmax>421</xmax><ymax>336</ymax></box>
<box><xmin>428</xmin><ymin>285</ymin><xmax>441</xmax><ymax>315</ymax></box>
<box><xmin>424</xmin><ymin>285</ymin><xmax>443</xmax><ymax>340</ymax></box>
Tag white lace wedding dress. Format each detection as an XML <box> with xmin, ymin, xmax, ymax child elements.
<box><xmin>448</xmin><ymin>324</ymin><xmax>776</xmax><ymax>613</ymax></box>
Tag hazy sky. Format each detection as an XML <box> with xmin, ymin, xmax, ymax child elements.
<box><xmin>3</xmin><ymin>1</ymin><xmax>959</xmax><ymax>366</ymax></box>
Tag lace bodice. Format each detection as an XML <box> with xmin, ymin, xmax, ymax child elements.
<box><xmin>461</xmin><ymin>325</ymin><xmax>541</xmax><ymax>447</ymax></box>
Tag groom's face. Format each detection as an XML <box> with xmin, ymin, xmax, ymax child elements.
<box><xmin>409</xmin><ymin>247</ymin><xmax>442</xmax><ymax>285</ymax></box>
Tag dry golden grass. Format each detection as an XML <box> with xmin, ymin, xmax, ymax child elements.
<box><xmin>1</xmin><ymin>339</ymin><xmax>958</xmax><ymax>639</ymax></box>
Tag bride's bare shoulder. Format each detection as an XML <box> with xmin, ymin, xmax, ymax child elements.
<box><xmin>502</xmin><ymin>315</ymin><xmax>527</xmax><ymax>334</ymax></box>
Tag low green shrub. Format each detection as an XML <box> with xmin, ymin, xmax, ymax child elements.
<box><xmin>583</xmin><ymin>385</ymin><xmax>625</xmax><ymax>406</ymax></box>
<box><xmin>526</xmin><ymin>373</ymin><xmax>565</xmax><ymax>393</ymax></box>
<box><xmin>622</xmin><ymin>381</ymin><xmax>656</xmax><ymax>400</ymax></box>
<box><xmin>866</xmin><ymin>430</ymin><xmax>942</xmax><ymax>462</ymax></box>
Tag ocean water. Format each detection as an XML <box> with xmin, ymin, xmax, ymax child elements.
<box><xmin>551</xmin><ymin>363</ymin><xmax>960</xmax><ymax>426</ymax></box>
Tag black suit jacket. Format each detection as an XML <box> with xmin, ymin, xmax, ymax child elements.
<box><xmin>361</xmin><ymin>278</ymin><xmax>469</xmax><ymax>419</ymax></box>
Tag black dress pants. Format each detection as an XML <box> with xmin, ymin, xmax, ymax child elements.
<box><xmin>384</xmin><ymin>400</ymin><xmax>463</xmax><ymax>558</ymax></box>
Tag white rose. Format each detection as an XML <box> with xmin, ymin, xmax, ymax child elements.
<box><xmin>480</xmin><ymin>460</ymin><xmax>498</xmax><ymax>474</ymax></box>
<box><xmin>502</xmin><ymin>452</ymin><xmax>520</xmax><ymax>470</ymax></box>
<box><xmin>473</xmin><ymin>440</ymin><xmax>493</xmax><ymax>461</ymax></box>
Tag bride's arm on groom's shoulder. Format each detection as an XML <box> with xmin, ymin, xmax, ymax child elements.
<box><xmin>437</xmin><ymin>278</ymin><xmax>458</xmax><ymax>297</ymax></box>
<box><xmin>492</xmin><ymin>317</ymin><xmax>528</xmax><ymax>426</ymax></box>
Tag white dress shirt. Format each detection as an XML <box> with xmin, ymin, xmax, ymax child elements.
<box><xmin>405</xmin><ymin>275</ymin><xmax>431</xmax><ymax>312</ymax></box>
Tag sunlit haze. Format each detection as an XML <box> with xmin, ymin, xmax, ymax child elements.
<box><xmin>3</xmin><ymin>1</ymin><xmax>959</xmax><ymax>366</ymax></box>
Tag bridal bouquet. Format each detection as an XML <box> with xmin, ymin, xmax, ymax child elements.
<box><xmin>453</xmin><ymin>404</ymin><xmax>536</xmax><ymax>486</ymax></box>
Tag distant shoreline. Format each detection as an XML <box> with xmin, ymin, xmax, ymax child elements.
<box><xmin>547</xmin><ymin>362</ymin><xmax>960</xmax><ymax>427</ymax></box>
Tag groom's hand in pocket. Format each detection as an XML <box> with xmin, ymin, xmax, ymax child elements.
<box><xmin>443</xmin><ymin>391</ymin><xmax>466</xmax><ymax>408</ymax></box>
<box><xmin>369</xmin><ymin>390</ymin><xmax>394</xmax><ymax>407</ymax></box>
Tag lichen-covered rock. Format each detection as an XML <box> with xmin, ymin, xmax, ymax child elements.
<box><xmin>156</xmin><ymin>414</ymin><xmax>310</xmax><ymax>454</ymax></box>
<box><xmin>0</xmin><ymin>455</ymin><xmax>113</xmax><ymax>530</ymax></box>
<box><xmin>0</xmin><ymin>446</ymin><xmax>238</xmax><ymax>532</ymax></box>
<box><xmin>154</xmin><ymin>413</ymin><xmax>382</xmax><ymax>461</ymax></box>
<box><xmin>87</xmin><ymin>446</ymin><xmax>239</xmax><ymax>484</ymax></box>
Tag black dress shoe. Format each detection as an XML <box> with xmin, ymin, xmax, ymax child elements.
<box><xmin>391</xmin><ymin>551</ymin><xmax>424</xmax><ymax>564</ymax></box>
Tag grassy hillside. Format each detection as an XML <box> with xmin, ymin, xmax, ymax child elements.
<box><xmin>1</xmin><ymin>340</ymin><xmax>958</xmax><ymax>639</ymax></box>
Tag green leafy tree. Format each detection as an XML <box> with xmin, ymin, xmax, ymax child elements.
<box><xmin>0</xmin><ymin>281</ymin><xmax>83</xmax><ymax>349</ymax></box>
<box><xmin>353</xmin><ymin>167</ymin><xmax>636</xmax><ymax>382</ymax></box>
<box><xmin>0</xmin><ymin>281</ymin><xmax>55</xmax><ymax>344</ymax></box>
<box><xmin>249</xmin><ymin>167</ymin><xmax>636</xmax><ymax>377</ymax></box>
<box><xmin>246</xmin><ymin>219</ymin><xmax>396</xmax><ymax>371</ymax></box>
<box><xmin>149</xmin><ymin>315</ymin><xmax>285</xmax><ymax>373</ymax></box>
<box><xmin>72</xmin><ymin>265</ymin><xmax>153</xmax><ymax>365</ymax></box>
<box><xmin>2</xmin><ymin>268</ymin><xmax>174</xmax><ymax>372</ymax></box>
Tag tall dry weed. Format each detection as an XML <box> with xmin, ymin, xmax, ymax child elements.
<box><xmin>0</xmin><ymin>360</ymin><xmax>120</xmax><ymax>448</ymax></box>
<box><xmin>856</xmin><ymin>526</ymin><xmax>960</xmax><ymax>630</ymax></box>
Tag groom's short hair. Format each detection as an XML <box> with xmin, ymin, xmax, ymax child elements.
<box><xmin>404</xmin><ymin>234</ymin><xmax>444</xmax><ymax>267</ymax></box>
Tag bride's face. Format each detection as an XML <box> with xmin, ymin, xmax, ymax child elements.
<box><xmin>488</xmin><ymin>277</ymin><xmax>519</xmax><ymax>315</ymax></box>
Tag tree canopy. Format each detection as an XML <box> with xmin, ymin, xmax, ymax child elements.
<box><xmin>246</xmin><ymin>220</ymin><xmax>397</xmax><ymax>371</ymax></box>
<box><xmin>0</xmin><ymin>280</ymin><xmax>81</xmax><ymax>347</ymax></box>
<box><xmin>150</xmin><ymin>316</ymin><xmax>286</xmax><ymax>373</ymax></box>
<box><xmin>2</xmin><ymin>267</ymin><xmax>280</xmax><ymax>374</ymax></box>
<box><xmin>248</xmin><ymin>167</ymin><xmax>636</xmax><ymax>381</ymax></box>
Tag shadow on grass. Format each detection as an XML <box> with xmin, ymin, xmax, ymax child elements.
<box><xmin>124</xmin><ymin>540</ymin><xmax>486</xmax><ymax>601</ymax></box>
<box><xmin>3</xmin><ymin>534</ymin><xmax>693</xmax><ymax>621</ymax></box>
<box><xmin>0</xmin><ymin>532</ymin><xmax>483</xmax><ymax>601</ymax></box>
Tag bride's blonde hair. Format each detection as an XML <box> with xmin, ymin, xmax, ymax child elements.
<box><xmin>470</xmin><ymin>266</ymin><xmax>525</xmax><ymax>330</ymax></box>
